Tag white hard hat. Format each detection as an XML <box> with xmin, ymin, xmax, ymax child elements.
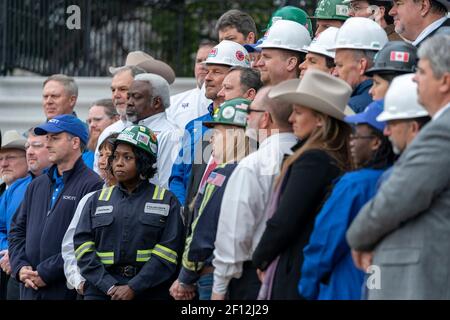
<box><xmin>204</xmin><ymin>40</ymin><xmax>251</xmax><ymax>68</ymax></box>
<box><xmin>331</xmin><ymin>17</ymin><xmax>388</xmax><ymax>51</ymax></box>
<box><xmin>377</xmin><ymin>73</ymin><xmax>429</xmax><ymax>122</ymax></box>
<box><xmin>303</xmin><ymin>27</ymin><xmax>339</xmax><ymax>59</ymax></box>
<box><xmin>257</xmin><ymin>20</ymin><xmax>311</xmax><ymax>53</ymax></box>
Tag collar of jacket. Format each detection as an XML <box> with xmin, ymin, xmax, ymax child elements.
<box><xmin>47</xmin><ymin>156</ymin><xmax>86</xmax><ymax>184</ymax></box>
<box><xmin>352</xmin><ymin>79</ymin><xmax>373</xmax><ymax>97</ymax></box>
<box><xmin>117</xmin><ymin>179</ymin><xmax>150</xmax><ymax>197</ymax></box>
<box><xmin>207</xmin><ymin>102</ymin><xmax>214</xmax><ymax>116</ymax></box>
<box><xmin>291</xmin><ymin>138</ymin><xmax>307</xmax><ymax>152</ymax></box>
<box><xmin>27</xmin><ymin>167</ymin><xmax>49</xmax><ymax>181</ymax></box>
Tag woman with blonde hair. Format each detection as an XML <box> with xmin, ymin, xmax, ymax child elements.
<box><xmin>252</xmin><ymin>69</ymin><xmax>354</xmax><ymax>300</ymax></box>
<box><xmin>170</xmin><ymin>98</ymin><xmax>252</xmax><ymax>300</ymax></box>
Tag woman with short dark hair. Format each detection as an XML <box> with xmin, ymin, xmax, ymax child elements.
<box><xmin>74</xmin><ymin>125</ymin><xmax>184</xmax><ymax>300</ymax></box>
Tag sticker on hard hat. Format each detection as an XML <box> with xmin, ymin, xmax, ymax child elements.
<box><xmin>235</xmin><ymin>103</ymin><xmax>249</xmax><ymax>111</ymax></box>
<box><xmin>390</xmin><ymin>51</ymin><xmax>410</xmax><ymax>63</ymax></box>
<box><xmin>336</xmin><ymin>5</ymin><xmax>349</xmax><ymax>16</ymax></box>
<box><xmin>234</xmin><ymin>110</ymin><xmax>247</xmax><ymax>125</ymax></box>
<box><xmin>222</xmin><ymin>106</ymin><xmax>236</xmax><ymax>119</ymax></box>
<box><xmin>272</xmin><ymin>16</ymin><xmax>282</xmax><ymax>23</ymax></box>
<box><xmin>137</xmin><ymin>132</ymin><xmax>150</xmax><ymax>145</ymax></box>
<box><xmin>236</xmin><ymin>51</ymin><xmax>245</xmax><ymax>61</ymax></box>
<box><xmin>150</xmin><ymin>143</ymin><xmax>157</xmax><ymax>155</ymax></box>
<box><xmin>209</xmin><ymin>48</ymin><xmax>218</xmax><ymax>58</ymax></box>
<box><xmin>118</xmin><ymin>134</ymin><xmax>137</xmax><ymax>145</ymax></box>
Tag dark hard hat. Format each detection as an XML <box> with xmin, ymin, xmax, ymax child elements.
<box><xmin>365</xmin><ymin>41</ymin><xmax>418</xmax><ymax>77</ymax></box>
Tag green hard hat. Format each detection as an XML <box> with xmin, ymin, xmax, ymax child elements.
<box><xmin>313</xmin><ymin>0</ymin><xmax>350</xmax><ymax>21</ymax></box>
<box><xmin>264</xmin><ymin>6</ymin><xmax>313</xmax><ymax>37</ymax></box>
<box><xmin>204</xmin><ymin>98</ymin><xmax>251</xmax><ymax>128</ymax></box>
<box><xmin>116</xmin><ymin>125</ymin><xmax>158</xmax><ymax>158</ymax></box>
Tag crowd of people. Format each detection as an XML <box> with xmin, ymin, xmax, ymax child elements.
<box><xmin>0</xmin><ymin>0</ymin><xmax>449</xmax><ymax>300</ymax></box>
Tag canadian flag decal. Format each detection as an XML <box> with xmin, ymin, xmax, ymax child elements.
<box><xmin>390</xmin><ymin>51</ymin><xmax>410</xmax><ymax>62</ymax></box>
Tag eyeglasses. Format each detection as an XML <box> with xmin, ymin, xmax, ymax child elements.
<box><xmin>349</xmin><ymin>3</ymin><xmax>369</xmax><ymax>12</ymax></box>
<box><xmin>350</xmin><ymin>134</ymin><xmax>376</xmax><ymax>140</ymax></box>
<box><xmin>25</xmin><ymin>142</ymin><xmax>45</xmax><ymax>150</ymax></box>
<box><xmin>247</xmin><ymin>108</ymin><xmax>266</xmax><ymax>114</ymax></box>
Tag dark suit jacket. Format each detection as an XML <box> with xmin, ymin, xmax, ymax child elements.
<box><xmin>415</xmin><ymin>17</ymin><xmax>450</xmax><ymax>47</ymax></box>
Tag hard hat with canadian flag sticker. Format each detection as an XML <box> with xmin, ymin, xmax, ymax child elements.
<box><xmin>365</xmin><ymin>41</ymin><xmax>418</xmax><ymax>77</ymax></box>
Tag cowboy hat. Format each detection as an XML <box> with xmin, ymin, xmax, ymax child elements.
<box><xmin>1</xmin><ymin>130</ymin><xmax>26</xmax><ymax>151</ymax></box>
<box><xmin>109</xmin><ymin>51</ymin><xmax>176</xmax><ymax>84</ymax></box>
<box><xmin>269</xmin><ymin>69</ymin><xmax>354</xmax><ymax>120</ymax></box>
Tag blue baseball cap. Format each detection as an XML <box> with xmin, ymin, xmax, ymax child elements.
<box><xmin>244</xmin><ymin>38</ymin><xmax>265</xmax><ymax>53</ymax></box>
<box><xmin>34</xmin><ymin>114</ymin><xmax>89</xmax><ymax>145</ymax></box>
<box><xmin>344</xmin><ymin>100</ymin><xmax>386</xmax><ymax>132</ymax></box>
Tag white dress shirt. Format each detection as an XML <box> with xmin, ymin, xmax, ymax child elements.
<box><xmin>137</xmin><ymin>113</ymin><xmax>182</xmax><ymax>189</ymax></box>
<box><xmin>167</xmin><ymin>84</ymin><xmax>211</xmax><ymax>130</ymax></box>
<box><xmin>212</xmin><ymin>133</ymin><xmax>297</xmax><ymax>295</ymax></box>
<box><xmin>93</xmin><ymin>113</ymin><xmax>182</xmax><ymax>189</ymax></box>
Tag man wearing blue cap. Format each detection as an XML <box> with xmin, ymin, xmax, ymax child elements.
<box><xmin>8</xmin><ymin>114</ymin><xmax>103</xmax><ymax>300</ymax></box>
<box><xmin>299</xmin><ymin>101</ymin><xmax>394</xmax><ymax>300</ymax></box>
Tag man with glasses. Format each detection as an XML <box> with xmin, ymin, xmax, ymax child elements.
<box><xmin>0</xmin><ymin>129</ymin><xmax>52</xmax><ymax>300</ymax></box>
<box><xmin>0</xmin><ymin>130</ymin><xmax>28</xmax><ymax>299</ymax></box>
<box><xmin>211</xmin><ymin>86</ymin><xmax>297</xmax><ymax>300</ymax></box>
<box><xmin>346</xmin><ymin>0</ymin><xmax>402</xmax><ymax>40</ymax></box>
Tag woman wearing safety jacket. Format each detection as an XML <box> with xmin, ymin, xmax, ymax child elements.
<box><xmin>73</xmin><ymin>125</ymin><xmax>184</xmax><ymax>300</ymax></box>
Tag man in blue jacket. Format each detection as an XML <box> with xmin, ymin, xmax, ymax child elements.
<box><xmin>8</xmin><ymin>115</ymin><xmax>103</xmax><ymax>300</ymax></box>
